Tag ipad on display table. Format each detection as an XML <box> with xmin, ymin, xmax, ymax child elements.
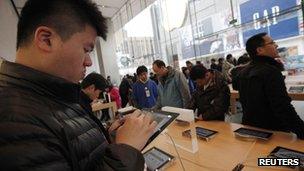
<box><xmin>234</xmin><ymin>127</ymin><xmax>273</xmax><ymax>140</ymax></box>
<box><xmin>269</xmin><ymin>146</ymin><xmax>304</xmax><ymax>168</ymax></box>
<box><xmin>143</xmin><ymin>147</ymin><xmax>174</xmax><ymax>171</ymax></box>
<box><xmin>142</xmin><ymin>110</ymin><xmax>179</xmax><ymax>150</ymax></box>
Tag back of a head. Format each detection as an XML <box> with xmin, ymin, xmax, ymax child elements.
<box><xmin>245</xmin><ymin>32</ymin><xmax>267</xmax><ymax>58</ymax></box>
<box><xmin>153</xmin><ymin>60</ymin><xmax>166</xmax><ymax>68</ymax></box>
<box><xmin>186</xmin><ymin>61</ymin><xmax>192</xmax><ymax>65</ymax></box>
<box><xmin>181</xmin><ymin>67</ymin><xmax>188</xmax><ymax>76</ymax></box>
<box><xmin>17</xmin><ymin>0</ymin><xmax>107</xmax><ymax>49</ymax></box>
<box><xmin>189</xmin><ymin>65</ymin><xmax>208</xmax><ymax>81</ymax></box>
<box><xmin>226</xmin><ymin>54</ymin><xmax>233</xmax><ymax>60</ymax></box>
<box><xmin>136</xmin><ymin>65</ymin><xmax>148</xmax><ymax>75</ymax></box>
<box><xmin>81</xmin><ymin>72</ymin><xmax>108</xmax><ymax>91</ymax></box>
<box><xmin>237</xmin><ymin>56</ymin><xmax>251</xmax><ymax>65</ymax></box>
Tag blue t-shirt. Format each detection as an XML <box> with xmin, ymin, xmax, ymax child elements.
<box><xmin>132</xmin><ymin>79</ymin><xmax>158</xmax><ymax>109</ymax></box>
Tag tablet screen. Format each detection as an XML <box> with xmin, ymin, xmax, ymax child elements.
<box><xmin>143</xmin><ymin>147</ymin><xmax>174</xmax><ymax>171</ymax></box>
<box><xmin>269</xmin><ymin>146</ymin><xmax>304</xmax><ymax>167</ymax></box>
<box><xmin>142</xmin><ymin>110</ymin><xmax>179</xmax><ymax>150</ymax></box>
<box><xmin>289</xmin><ymin>86</ymin><xmax>304</xmax><ymax>93</ymax></box>
<box><xmin>196</xmin><ymin>127</ymin><xmax>218</xmax><ymax>137</ymax></box>
<box><xmin>234</xmin><ymin>128</ymin><xmax>273</xmax><ymax>140</ymax></box>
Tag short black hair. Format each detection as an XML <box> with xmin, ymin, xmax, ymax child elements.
<box><xmin>237</xmin><ymin>55</ymin><xmax>251</xmax><ymax>65</ymax></box>
<box><xmin>136</xmin><ymin>65</ymin><xmax>148</xmax><ymax>75</ymax></box>
<box><xmin>218</xmin><ymin>58</ymin><xmax>224</xmax><ymax>63</ymax></box>
<box><xmin>81</xmin><ymin>72</ymin><xmax>108</xmax><ymax>91</ymax></box>
<box><xmin>189</xmin><ymin>65</ymin><xmax>208</xmax><ymax>81</ymax></box>
<box><xmin>17</xmin><ymin>0</ymin><xmax>107</xmax><ymax>49</ymax></box>
<box><xmin>211</xmin><ymin>58</ymin><xmax>216</xmax><ymax>62</ymax></box>
<box><xmin>246</xmin><ymin>32</ymin><xmax>267</xmax><ymax>58</ymax></box>
<box><xmin>226</xmin><ymin>54</ymin><xmax>233</xmax><ymax>60</ymax></box>
<box><xmin>186</xmin><ymin>61</ymin><xmax>192</xmax><ymax>65</ymax></box>
<box><xmin>153</xmin><ymin>60</ymin><xmax>166</xmax><ymax>68</ymax></box>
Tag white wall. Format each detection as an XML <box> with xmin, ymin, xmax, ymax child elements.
<box><xmin>0</xmin><ymin>0</ymin><xmax>18</xmax><ymax>61</ymax></box>
<box><xmin>98</xmin><ymin>19</ymin><xmax>121</xmax><ymax>86</ymax></box>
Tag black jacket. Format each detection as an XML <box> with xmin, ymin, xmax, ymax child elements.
<box><xmin>187</xmin><ymin>71</ymin><xmax>230</xmax><ymax>120</ymax></box>
<box><xmin>0</xmin><ymin>61</ymin><xmax>144</xmax><ymax>171</ymax></box>
<box><xmin>233</xmin><ymin>56</ymin><xmax>304</xmax><ymax>139</ymax></box>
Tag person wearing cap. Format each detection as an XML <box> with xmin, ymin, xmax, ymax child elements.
<box><xmin>132</xmin><ymin>66</ymin><xmax>158</xmax><ymax>109</ymax></box>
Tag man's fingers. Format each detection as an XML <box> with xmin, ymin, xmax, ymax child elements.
<box><xmin>131</xmin><ymin>110</ymin><xmax>142</xmax><ymax>118</ymax></box>
<box><xmin>149</xmin><ymin>121</ymin><xmax>157</xmax><ymax>132</ymax></box>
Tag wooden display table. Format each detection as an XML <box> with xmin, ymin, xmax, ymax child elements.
<box><xmin>144</xmin><ymin>121</ymin><xmax>304</xmax><ymax>171</ymax></box>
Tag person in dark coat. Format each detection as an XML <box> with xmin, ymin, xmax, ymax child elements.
<box><xmin>210</xmin><ymin>58</ymin><xmax>219</xmax><ymax>71</ymax></box>
<box><xmin>187</xmin><ymin>65</ymin><xmax>230</xmax><ymax>121</ymax></box>
<box><xmin>81</xmin><ymin>72</ymin><xmax>111</xmax><ymax>121</ymax></box>
<box><xmin>0</xmin><ymin>0</ymin><xmax>157</xmax><ymax>170</ymax></box>
<box><xmin>233</xmin><ymin>32</ymin><xmax>304</xmax><ymax>139</ymax></box>
<box><xmin>119</xmin><ymin>75</ymin><xmax>133</xmax><ymax>107</ymax></box>
<box><xmin>229</xmin><ymin>55</ymin><xmax>251</xmax><ymax>82</ymax></box>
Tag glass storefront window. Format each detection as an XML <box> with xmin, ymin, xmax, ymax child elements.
<box><xmin>112</xmin><ymin>0</ymin><xmax>304</xmax><ymax>76</ymax></box>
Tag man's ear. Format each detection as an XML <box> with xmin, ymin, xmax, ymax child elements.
<box><xmin>34</xmin><ymin>26</ymin><xmax>56</xmax><ymax>52</ymax></box>
<box><xmin>256</xmin><ymin>47</ymin><xmax>263</xmax><ymax>56</ymax></box>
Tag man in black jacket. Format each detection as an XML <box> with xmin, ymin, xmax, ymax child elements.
<box><xmin>187</xmin><ymin>65</ymin><xmax>230</xmax><ymax>121</ymax></box>
<box><xmin>233</xmin><ymin>32</ymin><xmax>304</xmax><ymax>139</ymax></box>
<box><xmin>0</xmin><ymin>0</ymin><xmax>157</xmax><ymax>170</ymax></box>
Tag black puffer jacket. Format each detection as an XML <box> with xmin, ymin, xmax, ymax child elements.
<box><xmin>0</xmin><ymin>61</ymin><xmax>144</xmax><ymax>171</ymax></box>
<box><xmin>187</xmin><ymin>70</ymin><xmax>230</xmax><ymax>120</ymax></box>
<box><xmin>233</xmin><ymin>56</ymin><xmax>304</xmax><ymax>139</ymax></box>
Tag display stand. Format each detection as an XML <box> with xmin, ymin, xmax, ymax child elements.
<box><xmin>161</xmin><ymin>106</ymin><xmax>198</xmax><ymax>154</ymax></box>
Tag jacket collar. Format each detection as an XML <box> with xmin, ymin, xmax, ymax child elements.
<box><xmin>251</xmin><ymin>55</ymin><xmax>284</xmax><ymax>71</ymax></box>
<box><xmin>0</xmin><ymin>61</ymin><xmax>81</xmax><ymax>103</ymax></box>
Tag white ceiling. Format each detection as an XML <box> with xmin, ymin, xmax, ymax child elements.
<box><xmin>12</xmin><ymin>0</ymin><xmax>127</xmax><ymax>18</ymax></box>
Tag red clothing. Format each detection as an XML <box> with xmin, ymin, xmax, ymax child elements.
<box><xmin>109</xmin><ymin>87</ymin><xmax>121</xmax><ymax>109</ymax></box>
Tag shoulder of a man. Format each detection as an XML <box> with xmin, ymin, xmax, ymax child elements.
<box><xmin>0</xmin><ymin>87</ymin><xmax>53</xmax><ymax>113</ymax></box>
<box><xmin>240</xmin><ymin>62</ymin><xmax>279</xmax><ymax>79</ymax></box>
<box><xmin>0</xmin><ymin>87</ymin><xmax>71</xmax><ymax>170</ymax></box>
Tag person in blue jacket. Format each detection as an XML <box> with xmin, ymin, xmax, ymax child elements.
<box><xmin>132</xmin><ymin>66</ymin><xmax>158</xmax><ymax>109</ymax></box>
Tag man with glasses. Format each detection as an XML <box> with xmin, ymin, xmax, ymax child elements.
<box><xmin>233</xmin><ymin>32</ymin><xmax>304</xmax><ymax>139</ymax></box>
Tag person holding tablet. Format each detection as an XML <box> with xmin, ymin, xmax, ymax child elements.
<box><xmin>0</xmin><ymin>0</ymin><xmax>156</xmax><ymax>170</ymax></box>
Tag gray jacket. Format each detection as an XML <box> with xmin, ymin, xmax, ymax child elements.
<box><xmin>154</xmin><ymin>66</ymin><xmax>191</xmax><ymax>109</ymax></box>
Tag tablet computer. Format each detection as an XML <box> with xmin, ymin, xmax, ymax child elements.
<box><xmin>234</xmin><ymin>128</ymin><xmax>273</xmax><ymax>140</ymax></box>
<box><xmin>142</xmin><ymin>110</ymin><xmax>179</xmax><ymax>150</ymax></box>
<box><xmin>269</xmin><ymin>146</ymin><xmax>304</xmax><ymax>168</ymax></box>
<box><xmin>143</xmin><ymin>147</ymin><xmax>174</xmax><ymax>171</ymax></box>
<box><xmin>289</xmin><ymin>86</ymin><xmax>304</xmax><ymax>93</ymax></box>
<box><xmin>182</xmin><ymin>127</ymin><xmax>218</xmax><ymax>140</ymax></box>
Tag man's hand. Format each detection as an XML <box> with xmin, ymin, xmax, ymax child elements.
<box><xmin>115</xmin><ymin>110</ymin><xmax>157</xmax><ymax>150</ymax></box>
<box><xmin>108</xmin><ymin>118</ymin><xmax>125</xmax><ymax>133</ymax></box>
